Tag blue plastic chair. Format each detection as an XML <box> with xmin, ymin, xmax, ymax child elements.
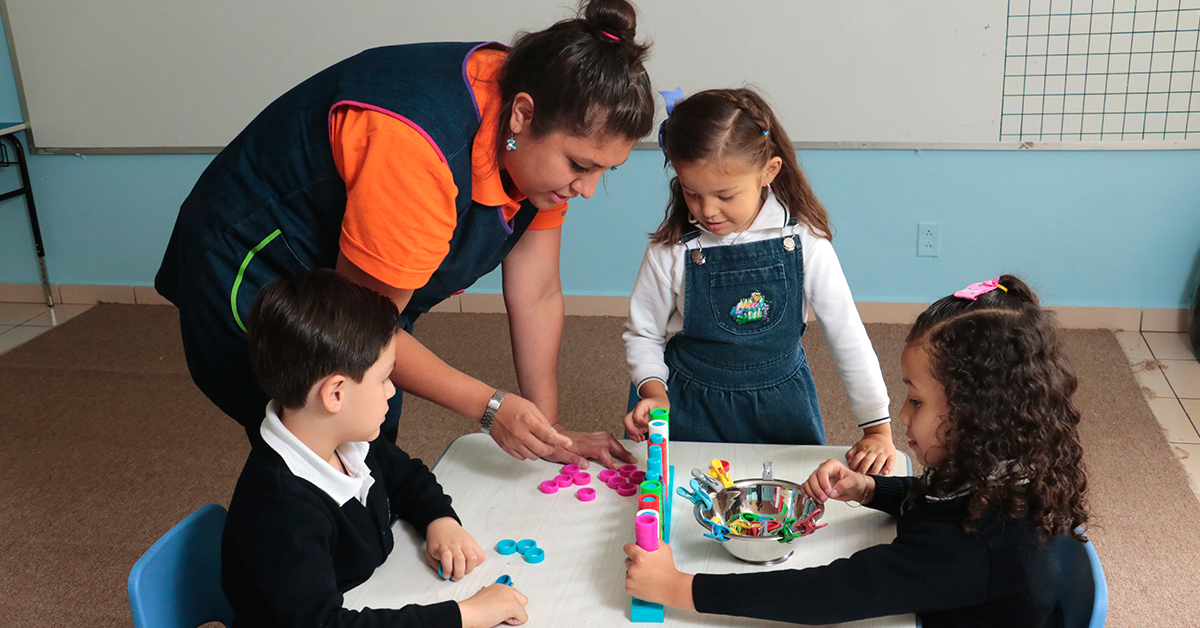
<box><xmin>128</xmin><ymin>503</ymin><xmax>235</xmax><ymax>628</ymax></box>
<box><xmin>1055</xmin><ymin>530</ymin><xmax>1108</xmax><ymax>628</ymax></box>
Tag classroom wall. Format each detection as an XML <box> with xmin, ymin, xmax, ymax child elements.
<box><xmin>0</xmin><ymin>22</ymin><xmax>1197</xmax><ymax>309</ymax></box>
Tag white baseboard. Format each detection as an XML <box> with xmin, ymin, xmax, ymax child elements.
<box><xmin>0</xmin><ymin>283</ymin><xmax>1189</xmax><ymax>332</ymax></box>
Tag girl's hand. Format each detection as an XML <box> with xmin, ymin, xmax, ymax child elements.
<box><xmin>623</xmin><ymin>541</ymin><xmax>695</xmax><ymax>610</ymax></box>
<box><xmin>845</xmin><ymin>424</ymin><xmax>897</xmax><ymax>475</ymax></box>
<box><xmin>624</xmin><ymin>381</ymin><xmax>670</xmax><ymax>443</ymax></box>
<box><xmin>801</xmin><ymin>458</ymin><xmax>874</xmax><ymax>505</ymax></box>
<box><xmin>489</xmin><ymin>393</ymin><xmax>573</xmax><ymax>461</ymax></box>
<box><xmin>458</xmin><ymin>583</ymin><xmax>529</xmax><ymax>628</ymax></box>
<box><xmin>425</xmin><ymin>517</ymin><xmax>486</xmax><ymax>581</ymax></box>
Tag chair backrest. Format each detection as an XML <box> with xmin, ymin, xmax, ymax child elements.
<box><xmin>128</xmin><ymin>503</ymin><xmax>236</xmax><ymax>628</ymax></box>
<box><xmin>1054</xmin><ymin>532</ymin><xmax>1108</xmax><ymax>628</ymax></box>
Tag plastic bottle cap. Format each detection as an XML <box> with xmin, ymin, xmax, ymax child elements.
<box><xmin>607</xmin><ymin>476</ymin><xmax>624</xmax><ymax>489</ymax></box>
<box><xmin>619</xmin><ymin>464</ymin><xmax>638</xmax><ymax>477</ymax></box>
<box><xmin>496</xmin><ymin>539</ymin><xmax>517</xmax><ymax>555</ymax></box>
<box><xmin>629</xmin><ymin>470</ymin><xmax>646</xmax><ymax>483</ymax></box>
<box><xmin>555</xmin><ymin>474</ymin><xmax>574</xmax><ymax>487</ymax></box>
<box><xmin>523</xmin><ymin>547</ymin><xmax>545</xmax><ymax>564</ymax></box>
<box><xmin>617</xmin><ymin>482</ymin><xmax>638</xmax><ymax>497</ymax></box>
<box><xmin>561</xmin><ymin>464</ymin><xmax>580</xmax><ymax>475</ymax></box>
<box><xmin>576</xmin><ymin>488</ymin><xmax>596</xmax><ymax>501</ymax></box>
<box><xmin>598</xmin><ymin>469</ymin><xmax>618</xmax><ymax>482</ymax></box>
<box><xmin>538</xmin><ymin>480</ymin><xmax>559</xmax><ymax>494</ymax></box>
<box><xmin>572</xmin><ymin>472</ymin><xmax>592</xmax><ymax>485</ymax></box>
<box><xmin>516</xmin><ymin>539</ymin><xmax>537</xmax><ymax>553</ymax></box>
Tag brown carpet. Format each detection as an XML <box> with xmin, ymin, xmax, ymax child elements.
<box><xmin>1</xmin><ymin>303</ymin><xmax>1197</xmax><ymax>626</ymax></box>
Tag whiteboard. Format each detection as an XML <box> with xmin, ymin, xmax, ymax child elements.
<box><xmin>3</xmin><ymin>0</ymin><xmax>1198</xmax><ymax>153</ymax></box>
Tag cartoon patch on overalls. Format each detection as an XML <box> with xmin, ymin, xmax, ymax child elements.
<box><xmin>730</xmin><ymin>290</ymin><xmax>771</xmax><ymax>325</ymax></box>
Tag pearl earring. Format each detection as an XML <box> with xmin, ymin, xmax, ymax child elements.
<box><xmin>505</xmin><ymin>137</ymin><xmax>517</xmax><ymax>151</ymax></box>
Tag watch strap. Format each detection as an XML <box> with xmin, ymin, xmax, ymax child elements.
<box><xmin>480</xmin><ymin>389</ymin><xmax>508</xmax><ymax>434</ymax></box>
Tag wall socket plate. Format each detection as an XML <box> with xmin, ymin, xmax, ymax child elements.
<box><xmin>918</xmin><ymin>222</ymin><xmax>939</xmax><ymax>257</ymax></box>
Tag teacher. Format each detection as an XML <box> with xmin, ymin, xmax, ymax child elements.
<box><xmin>155</xmin><ymin>0</ymin><xmax>652</xmax><ymax>469</ymax></box>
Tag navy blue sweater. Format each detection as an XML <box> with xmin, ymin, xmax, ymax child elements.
<box><xmin>692</xmin><ymin>476</ymin><xmax>1062</xmax><ymax>627</ymax></box>
<box><xmin>222</xmin><ymin>436</ymin><xmax>461</xmax><ymax>628</ymax></box>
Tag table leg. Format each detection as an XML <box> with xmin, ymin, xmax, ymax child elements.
<box><xmin>0</xmin><ymin>132</ymin><xmax>53</xmax><ymax>307</ymax></box>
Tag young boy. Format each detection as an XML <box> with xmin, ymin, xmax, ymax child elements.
<box><xmin>221</xmin><ymin>269</ymin><xmax>529</xmax><ymax>628</ymax></box>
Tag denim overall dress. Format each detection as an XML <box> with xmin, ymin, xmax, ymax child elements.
<box><xmin>658</xmin><ymin>219</ymin><xmax>825</xmax><ymax>444</ymax></box>
<box><xmin>155</xmin><ymin>42</ymin><xmax>538</xmax><ymax>441</ymax></box>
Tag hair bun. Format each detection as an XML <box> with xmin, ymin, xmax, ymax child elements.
<box><xmin>582</xmin><ymin>0</ymin><xmax>638</xmax><ymax>42</ymax></box>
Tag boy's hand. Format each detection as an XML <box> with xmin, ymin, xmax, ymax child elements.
<box><xmin>801</xmin><ymin>458</ymin><xmax>874</xmax><ymax>505</ymax></box>
<box><xmin>458</xmin><ymin>583</ymin><xmax>529</xmax><ymax>628</ymax></box>
<box><xmin>623</xmin><ymin>381</ymin><xmax>669</xmax><ymax>443</ymax></box>
<box><xmin>623</xmin><ymin>541</ymin><xmax>695</xmax><ymax>610</ymax></box>
<box><xmin>845</xmin><ymin>424</ymin><xmax>897</xmax><ymax>475</ymax></box>
<box><xmin>425</xmin><ymin>517</ymin><xmax>486</xmax><ymax>582</ymax></box>
<box><xmin>543</xmin><ymin>430</ymin><xmax>636</xmax><ymax>470</ymax></box>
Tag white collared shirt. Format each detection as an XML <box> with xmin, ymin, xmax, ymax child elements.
<box><xmin>260</xmin><ymin>401</ymin><xmax>375</xmax><ymax>506</ymax></box>
<box><xmin>623</xmin><ymin>190</ymin><xmax>891</xmax><ymax>428</ymax></box>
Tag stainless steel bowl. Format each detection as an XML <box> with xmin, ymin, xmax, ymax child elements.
<box><xmin>692</xmin><ymin>478</ymin><xmax>823</xmax><ymax>565</ymax></box>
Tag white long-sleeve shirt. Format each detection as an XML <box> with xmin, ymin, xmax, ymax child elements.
<box><xmin>623</xmin><ymin>191</ymin><xmax>891</xmax><ymax>429</ymax></box>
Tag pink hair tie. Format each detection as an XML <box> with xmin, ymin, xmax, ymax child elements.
<box><xmin>600</xmin><ymin>30</ymin><xmax>620</xmax><ymax>41</ymax></box>
<box><xmin>953</xmin><ymin>277</ymin><xmax>1007</xmax><ymax>301</ymax></box>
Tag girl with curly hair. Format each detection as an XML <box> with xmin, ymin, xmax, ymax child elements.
<box><xmin>623</xmin><ymin>274</ymin><xmax>1090</xmax><ymax>627</ymax></box>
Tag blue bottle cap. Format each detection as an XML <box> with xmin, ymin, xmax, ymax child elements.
<box><xmin>522</xmin><ymin>547</ymin><xmax>545</xmax><ymax>564</ymax></box>
<box><xmin>496</xmin><ymin>539</ymin><xmax>518</xmax><ymax>555</ymax></box>
<box><xmin>515</xmin><ymin>539</ymin><xmax>537</xmax><ymax>553</ymax></box>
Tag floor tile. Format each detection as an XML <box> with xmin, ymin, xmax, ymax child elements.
<box><xmin>1148</xmin><ymin>397</ymin><xmax>1200</xmax><ymax>444</ymax></box>
<box><xmin>21</xmin><ymin>304</ymin><xmax>93</xmax><ymax>327</ymax></box>
<box><xmin>1144</xmin><ymin>332</ymin><xmax>1198</xmax><ymax>361</ymax></box>
<box><xmin>0</xmin><ymin>303</ymin><xmax>49</xmax><ymax>326</ymax></box>
<box><xmin>1133</xmin><ymin>363</ymin><xmax>1175</xmax><ymax>401</ymax></box>
<box><xmin>0</xmin><ymin>326</ymin><xmax>48</xmax><ymax>355</ymax></box>
<box><xmin>1173</xmin><ymin>444</ymin><xmax>1200</xmax><ymax>497</ymax></box>
<box><xmin>1161</xmin><ymin>359</ymin><xmax>1200</xmax><ymax>399</ymax></box>
<box><xmin>1114</xmin><ymin>330</ymin><xmax>1154</xmax><ymax>362</ymax></box>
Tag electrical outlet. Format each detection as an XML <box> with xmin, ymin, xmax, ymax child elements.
<box><xmin>917</xmin><ymin>222</ymin><xmax>939</xmax><ymax>257</ymax></box>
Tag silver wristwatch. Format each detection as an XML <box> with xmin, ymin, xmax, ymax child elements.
<box><xmin>480</xmin><ymin>389</ymin><xmax>508</xmax><ymax>434</ymax></box>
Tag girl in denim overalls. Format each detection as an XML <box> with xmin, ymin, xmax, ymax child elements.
<box><xmin>623</xmin><ymin>88</ymin><xmax>897</xmax><ymax>475</ymax></box>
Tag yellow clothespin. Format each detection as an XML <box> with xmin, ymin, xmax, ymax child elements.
<box><xmin>708</xmin><ymin>459</ymin><xmax>734</xmax><ymax>489</ymax></box>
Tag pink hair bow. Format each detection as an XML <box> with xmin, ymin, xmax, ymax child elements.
<box><xmin>953</xmin><ymin>277</ymin><xmax>1006</xmax><ymax>301</ymax></box>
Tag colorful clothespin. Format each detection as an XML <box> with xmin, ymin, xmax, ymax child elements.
<box><xmin>704</xmin><ymin>521</ymin><xmax>732</xmax><ymax>542</ymax></box>
<box><xmin>676</xmin><ymin>479</ymin><xmax>713</xmax><ymax>510</ymax></box>
<box><xmin>708</xmin><ymin>459</ymin><xmax>734</xmax><ymax>489</ymax></box>
<box><xmin>691</xmin><ymin>468</ymin><xmax>722</xmax><ymax>493</ymax></box>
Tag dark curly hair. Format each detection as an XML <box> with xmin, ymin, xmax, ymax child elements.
<box><xmin>906</xmin><ymin>275</ymin><xmax>1089</xmax><ymax>541</ymax></box>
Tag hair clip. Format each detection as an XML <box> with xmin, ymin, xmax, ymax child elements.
<box><xmin>657</xmin><ymin>87</ymin><xmax>684</xmax><ymax>150</ymax></box>
<box><xmin>953</xmin><ymin>277</ymin><xmax>1008</xmax><ymax>301</ymax></box>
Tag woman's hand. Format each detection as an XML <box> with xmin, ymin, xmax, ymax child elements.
<box><xmin>488</xmin><ymin>393</ymin><xmax>573</xmax><ymax>461</ymax></box>
<box><xmin>624</xmin><ymin>381</ymin><xmax>669</xmax><ymax>443</ymax></box>
<box><xmin>543</xmin><ymin>430</ymin><xmax>636</xmax><ymax>470</ymax></box>
<box><xmin>425</xmin><ymin>517</ymin><xmax>486</xmax><ymax>582</ymax></box>
<box><xmin>623</xmin><ymin>541</ymin><xmax>695</xmax><ymax>610</ymax></box>
<box><xmin>801</xmin><ymin>458</ymin><xmax>874</xmax><ymax>505</ymax></box>
<box><xmin>458</xmin><ymin>583</ymin><xmax>529</xmax><ymax>628</ymax></box>
<box><xmin>845</xmin><ymin>424</ymin><xmax>897</xmax><ymax>475</ymax></box>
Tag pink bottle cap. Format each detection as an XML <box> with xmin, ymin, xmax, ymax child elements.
<box><xmin>538</xmin><ymin>480</ymin><xmax>559</xmax><ymax>494</ymax></box>
<box><xmin>561</xmin><ymin>464</ymin><xmax>580</xmax><ymax>475</ymax></box>
<box><xmin>572</xmin><ymin>472</ymin><xmax>591</xmax><ymax>485</ymax></box>
<box><xmin>598</xmin><ymin>469</ymin><xmax>618</xmax><ymax>482</ymax></box>
<box><xmin>617</xmin><ymin>482</ymin><xmax>638</xmax><ymax>497</ymax></box>
<box><xmin>576</xmin><ymin>487</ymin><xmax>596</xmax><ymax>501</ymax></box>
<box><xmin>607</xmin><ymin>476</ymin><xmax>624</xmax><ymax>489</ymax></box>
<box><xmin>619</xmin><ymin>464</ymin><xmax>638</xmax><ymax>477</ymax></box>
<box><xmin>629</xmin><ymin>470</ymin><xmax>646</xmax><ymax>483</ymax></box>
<box><xmin>555</xmin><ymin>474</ymin><xmax>574</xmax><ymax>487</ymax></box>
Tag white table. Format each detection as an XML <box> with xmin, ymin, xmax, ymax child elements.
<box><xmin>344</xmin><ymin>434</ymin><xmax>915</xmax><ymax>628</ymax></box>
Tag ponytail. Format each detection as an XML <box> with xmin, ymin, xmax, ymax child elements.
<box><xmin>498</xmin><ymin>0</ymin><xmax>654</xmax><ymax>156</ymax></box>
<box><xmin>651</xmin><ymin>88</ymin><xmax>831</xmax><ymax>245</ymax></box>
